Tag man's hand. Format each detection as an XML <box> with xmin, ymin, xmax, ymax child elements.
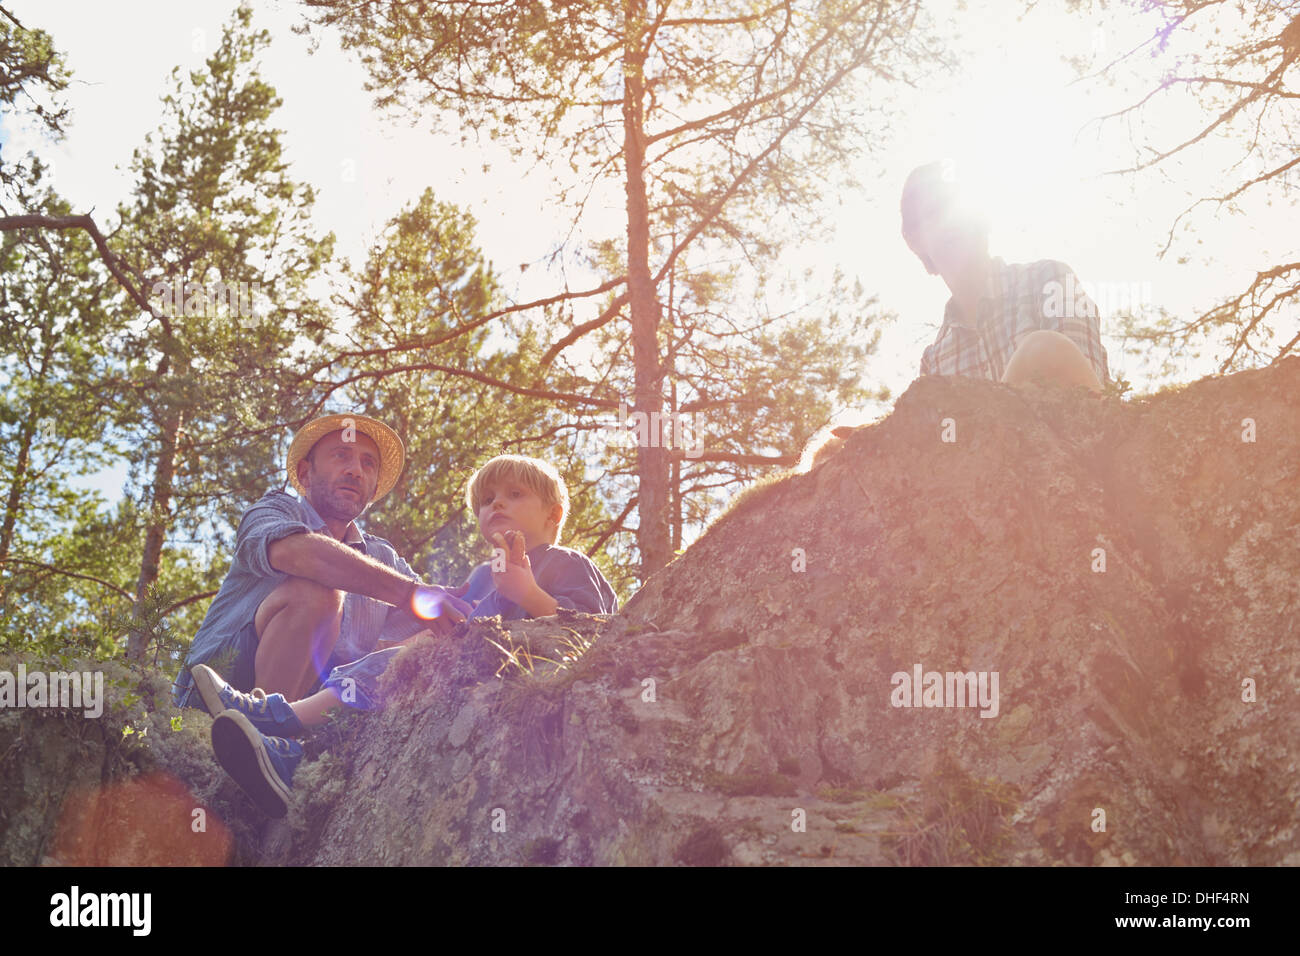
<box><xmin>410</xmin><ymin>582</ymin><xmax>473</xmax><ymax>637</ymax></box>
<box><xmin>490</xmin><ymin>531</ymin><xmax>559</xmax><ymax>618</ymax></box>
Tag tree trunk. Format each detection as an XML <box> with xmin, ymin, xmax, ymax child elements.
<box><xmin>0</xmin><ymin>337</ymin><xmax>55</xmax><ymax>612</ymax></box>
<box><xmin>127</xmin><ymin>403</ymin><xmax>183</xmax><ymax>660</ymax></box>
<box><xmin>623</xmin><ymin>0</ymin><xmax>671</xmax><ymax>578</ymax></box>
<box><xmin>0</xmin><ymin>418</ymin><xmax>37</xmax><ymax>611</ymax></box>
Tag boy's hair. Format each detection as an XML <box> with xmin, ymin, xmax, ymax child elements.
<box><xmin>465</xmin><ymin>454</ymin><xmax>570</xmax><ymax>541</ymax></box>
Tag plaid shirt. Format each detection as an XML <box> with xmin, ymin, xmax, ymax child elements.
<box><xmin>919</xmin><ymin>257</ymin><xmax>1109</xmax><ymax>385</ymax></box>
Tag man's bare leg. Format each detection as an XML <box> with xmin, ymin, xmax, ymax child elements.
<box><xmin>1002</xmin><ymin>329</ymin><xmax>1104</xmax><ymax>393</ymax></box>
<box><xmin>254</xmin><ymin>577</ymin><xmax>345</xmax><ymax>700</ymax></box>
<box><xmin>287</xmin><ymin>687</ymin><xmax>343</xmax><ymax>728</ymax></box>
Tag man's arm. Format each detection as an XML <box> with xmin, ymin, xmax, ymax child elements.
<box><xmin>231</xmin><ymin>492</ymin><xmax>471</xmax><ymax>624</ymax></box>
<box><xmin>375</xmin><ymin>539</ymin><xmax>472</xmax><ymax>641</ymax></box>
<box><xmin>268</xmin><ymin>531</ymin><xmax>417</xmax><ymax>608</ymax></box>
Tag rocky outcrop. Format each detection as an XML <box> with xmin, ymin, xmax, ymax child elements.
<box><xmin>5</xmin><ymin>358</ymin><xmax>1297</xmax><ymax>865</ymax></box>
<box><xmin>295</xmin><ymin>358</ymin><xmax>1300</xmax><ymax>865</ymax></box>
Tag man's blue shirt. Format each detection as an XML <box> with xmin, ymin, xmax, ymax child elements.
<box><xmin>172</xmin><ymin>490</ymin><xmax>428</xmax><ymax>704</ymax></box>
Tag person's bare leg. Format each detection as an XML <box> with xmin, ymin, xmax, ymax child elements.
<box><xmin>254</xmin><ymin>577</ymin><xmax>345</xmax><ymax>700</ymax></box>
<box><xmin>1001</xmin><ymin>329</ymin><xmax>1104</xmax><ymax>393</ymax></box>
<box><xmin>288</xmin><ymin>687</ymin><xmax>344</xmax><ymax>728</ymax></box>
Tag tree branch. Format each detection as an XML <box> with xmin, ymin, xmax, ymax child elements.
<box><xmin>0</xmin><ymin>556</ymin><xmax>133</xmax><ymax>600</ymax></box>
<box><xmin>0</xmin><ymin>213</ymin><xmax>167</xmax><ymax>331</ymax></box>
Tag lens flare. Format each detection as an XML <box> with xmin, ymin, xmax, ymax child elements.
<box><xmin>411</xmin><ymin>587</ymin><xmax>445</xmax><ymax>620</ymax></box>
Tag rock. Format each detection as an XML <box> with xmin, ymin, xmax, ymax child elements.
<box><xmin>292</xmin><ymin>358</ymin><xmax>1300</xmax><ymax>865</ymax></box>
<box><xmin>4</xmin><ymin>359</ymin><xmax>1297</xmax><ymax>865</ymax></box>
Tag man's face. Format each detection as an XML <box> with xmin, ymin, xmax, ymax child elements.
<box><xmin>298</xmin><ymin>429</ymin><xmax>381</xmax><ymax>523</ymax></box>
<box><xmin>902</xmin><ymin>186</ymin><xmax>986</xmax><ymax>277</ymax></box>
<box><xmin>476</xmin><ymin>480</ymin><xmax>560</xmax><ymax>550</ymax></box>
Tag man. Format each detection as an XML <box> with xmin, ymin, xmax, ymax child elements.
<box><xmin>172</xmin><ymin>412</ymin><xmax>471</xmax><ymax>711</ymax></box>
<box><xmin>814</xmin><ymin>161</ymin><xmax>1113</xmax><ymax>464</ymax></box>
<box><xmin>902</xmin><ymin>159</ymin><xmax>1111</xmax><ymax>391</ymax></box>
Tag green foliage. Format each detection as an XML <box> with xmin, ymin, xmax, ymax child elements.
<box><xmin>111</xmin><ymin>2</ymin><xmax>338</xmax><ymax>537</ymax></box>
<box><xmin>0</xmin><ymin>7</ymin><xmax>72</xmax><ymax>192</ymax></box>
<box><xmin>328</xmin><ymin>187</ymin><xmax>626</xmax><ymax>592</ymax></box>
<box><xmin>3</xmin><ymin>6</ymin><xmax>338</xmax><ymax>662</ymax></box>
<box><xmin>0</xmin><ymin>161</ymin><xmax>128</xmax><ymax>652</ymax></box>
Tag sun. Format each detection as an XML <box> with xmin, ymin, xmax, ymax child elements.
<box><xmin>936</xmin><ymin>55</ymin><xmax>1104</xmax><ymax>264</ymax></box>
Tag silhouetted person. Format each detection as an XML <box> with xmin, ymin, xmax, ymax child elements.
<box><xmin>901</xmin><ymin>159</ymin><xmax>1109</xmax><ymax>392</ymax></box>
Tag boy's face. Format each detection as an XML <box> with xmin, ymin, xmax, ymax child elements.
<box><xmin>476</xmin><ymin>480</ymin><xmax>562</xmax><ymax>551</ymax></box>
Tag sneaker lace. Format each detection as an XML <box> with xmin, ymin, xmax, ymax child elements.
<box><xmin>267</xmin><ymin>734</ymin><xmax>302</xmax><ymax>757</ymax></box>
<box><xmin>245</xmin><ymin>687</ymin><xmax>269</xmax><ymax>715</ymax></box>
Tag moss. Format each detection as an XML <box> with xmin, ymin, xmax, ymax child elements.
<box><xmin>522</xmin><ymin>836</ymin><xmax>563</xmax><ymax>865</ymax></box>
<box><xmin>703</xmin><ymin>770</ymin><xmax>797</xmax><ymax>798</ymax></box>
<box><xmin>0</xmin><ymin>651</ymin><xmax>279</xmax><ymax>866</ymax></box>
<box><xmin>776</xmin><ymin>756</ymin><xmax>802</xmax><ymax>777</ymax></box>
<box><xmin>289</xmin><ymin>751</ymin><xmax>350</xmax><ymax>860</ymax></box>
<box><xmin>427</xmin><ymin>838</ymin><xmax>452</xmax><ymax>866</ymax></box>
<box><xmin>817</xmin><ymin>785</ymin><xmax>868</xmax><ymax>804</ymax></box>
<box><xmin>675</xmin><ymin>824</ymin><xmax>728</xmax><ymax>866</ymax></box>
<box><xmin>861</xmin><ymin>791</ymin><xmax>901</xmax><ymax>811</ymax></box>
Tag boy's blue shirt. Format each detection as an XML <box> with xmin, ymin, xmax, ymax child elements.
<box><xmin>464</xmin><ymin>543</ymin><xmax>618</xmax><ymax>620</ymax></box>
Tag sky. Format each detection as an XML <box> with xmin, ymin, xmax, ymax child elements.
<box><xmin>4</xmin><ymin>0</ymin><xmax>1293</xmax><ymax>504</ymax></box>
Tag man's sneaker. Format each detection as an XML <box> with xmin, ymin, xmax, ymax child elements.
<box><xmin>211</xmin><ymin>710</ymin><xmax>303</xmax><ymax>818</ymax></box>
<box><xmin>191</xmin><ymin>663</ymin><xmax>304</xmax><ymax>736</ymax></box>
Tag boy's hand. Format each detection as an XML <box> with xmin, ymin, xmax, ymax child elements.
<box><xmin>490</xmin><ymin>531</ymin><xmax>537</xmax><ymax>604</ymax></box>
<box><xmin>490</xmin><ymin>531</ymin><xmax>559</xmax><ymax>618</ymax></box>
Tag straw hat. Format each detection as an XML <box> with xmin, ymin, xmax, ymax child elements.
<box><xmin>286</xmin><ymin>413</ymin><xmax>405</xmax><ymax>504</ymax></box>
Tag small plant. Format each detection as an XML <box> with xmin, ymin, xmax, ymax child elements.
<box><xmin>485</xmin><ymin>627</ymin><xmax>594</xmax><ymax>681</ymax></box>
<box><xmin>99</xmin><ymin>585</ymin><xmax>190</xmax><ymax>668</ymax></box>
<box><xmin>1100</xmin><ymin>373</ymin><xmax>1132</xmax><ymax>400</ymax></box>
<box><xmin>885</xmin><ymin>755</ymin><xmax>1019</xmax><ymax>866</ymax></box>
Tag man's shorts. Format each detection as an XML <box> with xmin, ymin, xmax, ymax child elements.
<box><xmin>173</xmin><ymin>619</ymin><xmax>260</xmax><ymax>712</ymax></box>
<box><xmin>173</xmin><ymin>619</ymin><xmax>336</xmax><ymax>711</ymax></box>
<box><xmin>321</xmin><ymin>646</ymin><xmax>407</xmax><ymax>712</ymax></box>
